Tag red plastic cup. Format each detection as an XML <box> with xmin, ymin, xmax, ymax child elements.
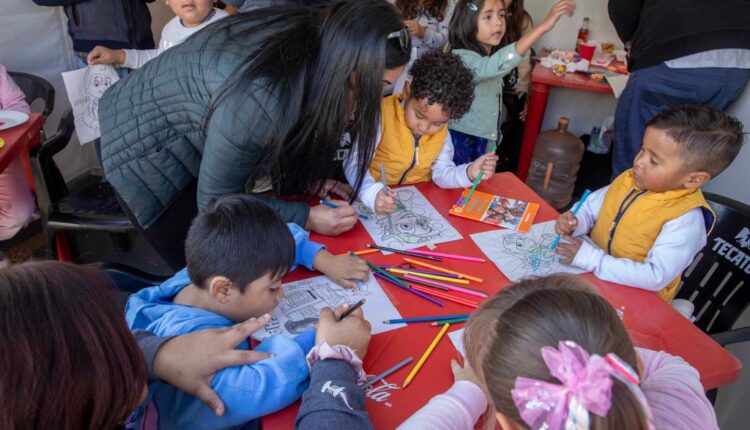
<box><xmin>579</xmin><ymin>43</ymin><xmax>596</xmax><ymax>62</ymax></box>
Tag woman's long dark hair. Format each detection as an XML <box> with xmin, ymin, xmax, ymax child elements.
<box><xmin>396</xmin><ymin>0</ymin><xmax>448</xmax><ymax>21</ymax></box>
<box><xmin>206</xmin><ymin>0</ymin><xmax>410</xmax><ymax>201</ymax></box>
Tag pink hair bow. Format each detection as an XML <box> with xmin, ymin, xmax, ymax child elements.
<box><xmin>511</xmin><ymin>341</ymin><xmax>615</xmax><ymax>430</ymax></box>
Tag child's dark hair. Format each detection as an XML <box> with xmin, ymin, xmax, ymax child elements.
<box><xmin>185</xmin><ymin>194</ymin><xmax>295</xmax><ymax>292</ymax></box>
<box><xmin>396</xmin><ymin>0</ymin><xmax>448</xmax><ymax>21</ymax></box>
<box><xmin>409</xmin><ymin>51</ymin><xmax>475</xmax><ymax>119</ymax></box>
<box><xmin>465</xmin><ymin>275</ymin><xmax>648</xmax><ymax>430</ymax></box>
<box><xmin>449</xmin><ymin>0</ymin><xmax>498</xmax><ymax>56</ymax></box>
<box><xmin>647</xmin><ymin>104</ymin><xmax>744</xmax><ymax>177</ymax></box>
<box><xmin>503</xmin><ymin>0</ymin><xmax>532</xmax><ymax>44</ymax></box>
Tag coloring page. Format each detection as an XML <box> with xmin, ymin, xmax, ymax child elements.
<box><xmin>357</xmin><ymin>185</ymin><xmax>462</xmax><ymax>253</ymax></box>
<box><xmin>471</xmin><ymin>221</ymin><xmax>586</xmax><ymax>281</ymax></box>
<box><xmin>448</xmin><ymin>328</ymin><xmax>465</xmax><ymax>357</ymax></box>
<box><xmin>252</xmin><ymin>274</ymin><xmax>404</xmax><ymax>340</ymax></box>
<box><xmin>62</xmin><ymin>65</ymin><xmax>119</xmax><ymax>144</ymax></box>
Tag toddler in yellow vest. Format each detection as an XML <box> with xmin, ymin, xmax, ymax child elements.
<box><xmin>555</xmin><ymin>105</ymin><xmax>744</xmax><ymax>301</ymax></box>
<box><xmin>344</xmin><ymin>51</ymin><xmax>498</xmax><ymax>214</ymax></box>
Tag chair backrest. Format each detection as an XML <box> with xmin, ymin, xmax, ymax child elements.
<box><xmin>30</xmin><ymin>110</ymin><xmax>75</xmax><ymax>217</ymax></box>
<box><xmin>7</xmin><ymin>71</ymin><xmax>55</xmax><ymax>118</ymax></box>
<box><xmin>675</xmin><ymin>192</ymin><xmax>750</xmax><ymax>334</ymax></box>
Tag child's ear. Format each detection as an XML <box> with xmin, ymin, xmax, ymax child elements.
<box><xmin>684</xmin><ymin>171</ymin><xmax>711</xmax><ymax>189</ymax></box>
<box><xmin>402</xmin><ymin>80</ymin><xmax>411</xmax><ymax>98</ymax></box>
<box><xmin>208</xmin><ymin>276</ymin><xmax>235</xmax><ymax>304</ymax></box>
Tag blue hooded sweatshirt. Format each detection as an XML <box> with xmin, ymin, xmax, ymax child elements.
<box><xmin>126</xmin><ymin>223</ymin><xmax>321</xmax><ymax>429</ymax></box>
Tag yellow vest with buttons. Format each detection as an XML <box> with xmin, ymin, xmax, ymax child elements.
<box><xmin>369</xmin><ymin>94</ymin><xmax>446</xmax><ymax>185</ymax></box>
<box><xmin>590</xmin><ymin>169</ymin><xmax>715</xmax><ymax>301</ymax></box>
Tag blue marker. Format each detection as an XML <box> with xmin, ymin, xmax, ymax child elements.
<box><xmin>549</xmin><ymin>189</ymin><xmax>592</xmax><ymax>250</ymax></box>
<box><xmin>319</xmin><ymin>200</ymin><xmax>369</xmax><ymax>220</ymax></box>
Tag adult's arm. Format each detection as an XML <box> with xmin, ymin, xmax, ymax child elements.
<box><xmin>197</xmin><ymin>80</ymin><xmax>311</xmax><ymax>227</ymax></box>
<box><xmin>608</xmin><ymin>0</ymin><xmax>644</xmax><ymax>43</ymax></box>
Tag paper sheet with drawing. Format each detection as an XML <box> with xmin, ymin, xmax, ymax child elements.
<box><xmin>357</xmin><ymin>185</ymin><xmax>462</xmax><ymax>253</ymax></box>
<box><xmin>253</xmin><ymin>274</ymin><xmax>405</xmax><ymax>340</ymax></box>
<box><xmin>471</xmin><ymin>221</ymin><xmax>586</xmax><ymax>281</ymax></box>
<box><xmin>62</xmin><ymin>65</ymin><xmax>119</xmax><ymax>144</ymax></box>
<box><xmin>448</xmin><ymin>328</ymin><xmax>465</xmax><ymax>357</ymax></box>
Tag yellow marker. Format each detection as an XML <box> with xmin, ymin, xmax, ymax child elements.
<box><xmin>404</xmin><ymin>258</ymin><xmax>484</xmax><ymax>283</ymax></box>
<box><xmin>0</xmin><ymin>137</ymin><xmax>5</xmax><ymax>149</ymax></box>
<box><xmin>402</xmin><ymin>323</ymin><xmax>450</xmax><ymax>388</ymax></box>
<box><xmin>385</xmin><ymin>268</ymin><xmax>470</xmax><ymax>285</ymax></box>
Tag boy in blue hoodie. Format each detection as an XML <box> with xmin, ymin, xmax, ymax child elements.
<box><xmin>126</xmin><ymin>194</ymin><xmax>369</xmax><ymax>429</ymax></box>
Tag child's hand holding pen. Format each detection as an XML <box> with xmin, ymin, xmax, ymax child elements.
<box><xmin>467</xmin><ymin>152</ymin><xmax>499</xmax><ymax>182</ymax></box>
<box><xmin>555</xmin><ymin>211</ymin><xmax>578</xmax><ymax>236</ymax></box>
<box><xmin>374</xmin><ymin>188</ymin><xmax>398</xmax><ymax>215</ymax></box>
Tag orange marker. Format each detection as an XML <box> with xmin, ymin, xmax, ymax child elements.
<box><xmin>338</xmin><ymin>249</ymin><xmax>379</xmax><ymax>256</ymax></box>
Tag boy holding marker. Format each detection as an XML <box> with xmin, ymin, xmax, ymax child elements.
<box><xmin>554</xmin><ymin>105</ymin><xmax>744</xmax><ymax>300</ymax></box>
<box><xmin>344</xmin><ymin>51</ymin><xmax>498</xmax><ymax>215</ymax></box>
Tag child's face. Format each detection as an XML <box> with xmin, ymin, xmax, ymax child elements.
<box><xmin>223</xmin><ymin>272</ymin><xmax>284</xmax><ymax>322</ymax></box>
<box><xmin>632</xmin><ymin>127</ymin><xmax>695</xmax><ymax>192</ymax></box>
<box><xmin>403</xmin><ymin>91</ymin><xmax>450</xmax><ymax>137</ymax></box>
<box><xmin>476</xmin><ymin>0</ymin><xmax>507</xmax><ymax>54</ymax></box>
<box><xmin>166</xmin><ymin>0</ymin><xmax>215</xmax><ymax>28</ymax></box>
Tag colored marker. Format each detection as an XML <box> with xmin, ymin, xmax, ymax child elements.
<box><xmin>338</xmin><ymin>249</ymin><xmax>379</xmax><ymax>256</ymax></box>
<box><xmin>405</xmin><ymin>249</ymin><xmax>486</xmax><ymax>263</ymax></box>
<box><xmin>403</xmin><ymin>274</ymin><xmax>487</xmax><ymax>298</ymax></box>
<box><xmin>319</xmin><ymin>200</ymin><xmax>368</xmax><ymax>220</ymax></box>
<box><xmin>380</xmin><ymin>265</ymin><xmax>462</xmax><ymax>279</ymax></box>
<box><xmin>385</xmin><ymin>268</ymin><xmax>471</xmax><ymax>285</ymax></box>
<box><xmin>404</xmin><ymin>258</ymin><xmax>484</xmax><ymax>283</ymax></box>
<box><xmin>366</xmin><ymin>244</ymin><xmax>443</xmax><ymax>262</ymax></box>
<box><xmin>549</xmin><ymin>189</ymin><xmax>592</xmax><ymax>250</ymax></box>
<box><xmin>410</xmin><ymin>285</ymin><xmax>480</xmax><ymax>308</ymax></box>
<box><xmin>349</xmin><ymin>252</ymin><xmax>410</xmax><ymax>289</ymax></box>
<box><xmin>383</xmin><ymin>314</ymin><xmax>471</xmax><ymax>324</ymax></box>
<box><xmin>403</xmin><ymin>323</ymin><xmax>451</xmax><ymax>388</ymax></box>
<box><xmin>431</xmin><ymin>317</ymin><xmax>470</xmax><ymax>326</ymax></box>
<box><xmin>373</xmin><ymin>272</ymin><xmax>444</xmax><ymax>307</ymax></box>
<box><xmin>338</xmin><ymin>298</ymin><xmax>366</xmax><ymax>321</ymax></box>
<box><xmin>461</xmin><ymin>144</ymin><xmax>496</xmax><ymax>207</ymax></box>
<box><xmin>361</xmin><ymin>357</ymin><xmax>414</xmax><ymax>389</ymax></box>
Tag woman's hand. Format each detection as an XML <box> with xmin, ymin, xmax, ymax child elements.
<box><xmin>307</xmin><ymin>199</ymin><xmax>358</xmax><ymax>235</ymax></box>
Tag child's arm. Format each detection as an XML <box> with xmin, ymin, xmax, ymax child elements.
<box><xmin>555</xmin><ymin>186</ymin><xmax>606</xmax><ymax>236</ymax></box>
<box><xmin>637</xmin><ymin>348</ymin><xmax>719</xmax><ymax>430</ymax></box>
<box><xmin>163</xmin><ymin>330</ymin><xmax>316</xmax><ymax>429</ymax></box>
<box><xmin>514</xmin><ymin>0</ymin><xmax>575</xmax><ymax>56</ymax></box>
<box><xmin>559</xmin><ymin>208</ymin><xmax>707</xmax><ymax>291</ymax></box>
<box><xmin>397</xmin><ymin>361</ymin><xmax>486</xmax><ymax>430</ymax></box>
<box><xmin>0</xmin><ymin>65</ymin><xmax>30</xmax><ymax>113</ymax></box>
<box><xmin>343</xmin><ymin>125</ymin><xmax>397</xmax><ymax>215</ymax></box>
<box><xmin>120</xmin><ymin>49</ymin><xmax>160</xmax><ymax>69</ymax></box>
<box><xmin>432</xmin><ymin>133</ymin><xmax>496</xmax><ymax>189</ymax></box>
<box><xmin>288</xmin><ymin>223</ymin><xmax>370</xmax><ymax>288</ymax></box>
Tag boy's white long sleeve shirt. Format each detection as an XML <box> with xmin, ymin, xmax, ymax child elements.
<box><xmin>344</xmin><ymin>124</ymin><xmax>473</xmax><ymax>211</ymax></box>
<box><xmin>569</xmin><ymin>186</ymin><xmax>707</xmax><ymax>291</ymax></box>
<box><xmin>122</xmin><ymin>8</ymin><xmax>228</xmax><ymax>69</ymax></box>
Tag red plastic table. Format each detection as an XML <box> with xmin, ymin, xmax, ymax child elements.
<box><xmin>264</xmin><ymin>173</ymin><xmax>741</xmax><ymax>429</ymax></box>
<box><xmin>0</xmin><ymin>112</ymin><xmax>44</xmax><ymax>187</ymax></box>
<box><xmin>516</xmin><ymin>63</ymin><xmax>614</xmax><ymax>181</ymax></box>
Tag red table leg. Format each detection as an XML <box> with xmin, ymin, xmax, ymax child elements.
<box><xmin>516</xmin><ymin>82</ymin><xmax>549</xmax><ymax>182</ymax></box>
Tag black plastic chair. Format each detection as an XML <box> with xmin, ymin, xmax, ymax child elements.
<box><xmin>93</xmin><ymin>262</ymin><xmax>168</xmax><ymax>308</ymax></box>
<box><xmin>675</xmin><ymin>192</ymin><xmax>750</xmax><ymax>401</ymax></box>
<box><xmin>7</xmin><ymin>71</ymin><xmax>55</xmax><ymax>118</ymax></box>
<box><xmin>29</xmin><ymin>110</ymin><xmax>136</xmax><ymax>260</ymax></box>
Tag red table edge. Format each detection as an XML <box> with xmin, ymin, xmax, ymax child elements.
<box><xmin>0</xmin><ymin>113</ymin><xmax>44</xmax><ymax>189</ymax></box>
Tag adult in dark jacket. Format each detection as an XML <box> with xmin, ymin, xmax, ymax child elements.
<box><xmin>32</xmin><ymin>0</ymin><xmax>155</xmax><ymax>69</ymax></box>
<box><xmin>98</xmin><ymin>0</ymin><xmax>410</xmax><ymax>269</ymax></box>
<box><xmin>608</xmin><ymin>0</ymin><xmax>750</xmax><ymax>178</ymax></box>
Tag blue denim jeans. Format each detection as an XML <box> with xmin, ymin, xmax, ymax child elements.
<box><xmin>612</xmin><ymin>64</ymin><xmax>750</xmax><ymax>178</ymax></box>
<box><xmin>449</xmin><ymin>129</ymin><xmax>493</xmax><ymax>165</ymax></box>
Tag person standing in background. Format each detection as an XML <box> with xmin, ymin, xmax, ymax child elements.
<box><xmin>608</xmin><ymin>0</ymin><xmax>750</xmax><ymax>178</ymax></box>
<box><xmin>31</xmin><ymin>0</ymin><xmax>155</xmax><ymax>74</ymax></box>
